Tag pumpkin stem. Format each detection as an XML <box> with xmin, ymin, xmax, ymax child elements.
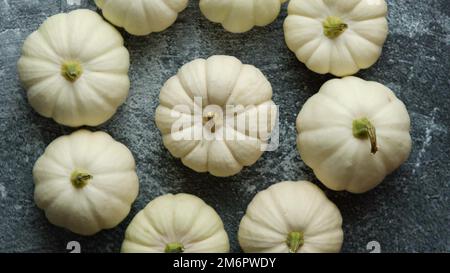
<box><xmin>323</xmin><ymin>16</ymin><xmax>348</xmax><ymax>38</ymax></box>
<box><xmin>286</xmin><ymin>231</ymin><xmax>304</xmax><ymax>253</ymax></box>
<box><xmin>70</xmin><ymin>170</ymin><xmax>92</xmax><ymax>189</ymax></box>
<box><xmin>203</xmin><ymin>112</ymin><xmax>220</xmax><ymax>133</ymax></box>
<box><xmin>165</xmin><ymin>242</ymin><xmax>184</xmax><ymax>253</ymax></box>
<box><xmin>353</xmin><ymin>117</ymin><xmax>378</xmax><ymax>154</ymax></box>
<box><xmin>61</xmin><ymin>60</ymin><xmax>83</xmax><ymax>82</ymax></box>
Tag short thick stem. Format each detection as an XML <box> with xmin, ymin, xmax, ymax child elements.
<box><xmin>353</xmin><ymin>117</ymin><xmax>378</xmax><ymax>154</ymax></box>
<box><xmin>286</xmin><ymin>231</ymin><xmax>304</xmax><ymax>253</ymax></box>
<box><xmin>323</xmin><ymin>16</ymin><xmax>348</xmax><ymax>38</ymax></box>
<box><xmin>203</xmin><ymin>112</ymin><xmax>222</xmax><ymax>133</ymax></box>
<box><xmin>61</xmin><ymin>60</ymin><xmax>83</xmax><ymax>82</ymax></box>
<box><xmin>165</xmin><ymin>242</ymin><xmax>184</xmax><ymax>253</ymax></box>
<box><xmin>70</xmin><ymin>170</ymin><xmax>92</xmax><ymax>189</ymax></box>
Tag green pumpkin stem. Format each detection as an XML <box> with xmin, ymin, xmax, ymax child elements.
<box><xmin>70</xmin><ymin>170</ymin><xmax>92</xmax><ymax>188</ymax></box>
<box><xmin>286</xmin><ymin>231</ymin><xmax>304</xmax><ymax>253</ymax></box>
<box><xmin>165</xmin><ymin>242</ymin><xmax>184</xmax><ymax>253</ymax></box>
<box><xmin>353</xmin><ymin>117</ymin><xmax>378</xmax><ymax>154</ymax></box>
<box><xmin>61</xmin><ymin>60</ymin><xmax>83</xmax><ymax>82</ymax></box>
<box><xmin>323</xmin><ymin>16</ymin><xmax>348</xmax><ymax>38</ymax></box>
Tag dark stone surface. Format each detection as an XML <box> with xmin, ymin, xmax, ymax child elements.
<box><xmin>0</xmin><ymin>0</ymin><xmax>449</xmax><ymax>253</ymax></box>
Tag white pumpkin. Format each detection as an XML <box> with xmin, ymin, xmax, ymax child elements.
<box><xmin>284</xmin><ymin>0</ymin><xmax>389</xmax><ymax>76</ymax></box>
<box><xmin>95</xmin><ymin>0</ymin><xmax>188</xmax><ymax>36</ymax></box>
<box><xmin>297</xmin><ymin>76</ymin><xmax>412</xmax><ymax>193</ymax></box>
<box><xmin>200</xmin><ymin>0</ymin><xmax>287</xmax><ymax>33</ymax></box>
<box><xmin>17</xmin><ymin>9</ymin><xmax>130</xmax><ymax>127</ymax></box>
<box><xmin>238</xmin><ymin>181</ymin><xmax>343</xmax><ymax>253</ymax></box>
<box><xmin>155</xmin><ymin>55</ymin><xmax>277</xmax><ymax>177</ymax></box>
<box><xmin>33</xmin><ymin>129</ymin><xmax>139</xmax><ymax>235</ymax></box>
<box><xmin>121</xmin><ymin>193</ymin><xmax>229</xmax><ymax>253</ymax></box>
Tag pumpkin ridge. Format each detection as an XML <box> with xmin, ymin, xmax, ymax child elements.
<box><xmin>222</xmin><ymin>63</ymin><xmax>246</xmax><ymax>106</ymax></box>
<box><xmin>175</xmin><ymin>74</ymin><xmax>205</xmax><ymax>109</ymax></box>
<box><xmin>340</xmin><ymin>36</ymin><xmax>361</xmax><ymax>70</ymax></box>
<box><xmin>26</xmin><ymin>75</ymin><xmax>60</xmax><ymax>116</ymax></box>
<box><xmin>343</xmin><ymin>0</ymin><xmax>365</xmax><ymax>18</ymax></box>
<box><xmin>22</xmin><ymin>32</ymin><xmax>60</xmax><ymax>63</ymax></box>
<box><xmin>295</xmin><ymin>37</ymin><xmax>322</xmax><ymax>63</ymax></box>
<box><xmin>120</xmin><ymin>0</ymin><xmax>138</xmax><ymax>30</ymax></box>
<box><xmin>89</xmin><ymin>173</ymin><xmax>137</xmax><ymax>205</ymax></box>
<box><xmin>36</xmin><ymin>18</ymin><xmax>65</xmax><ymax>61</ymax></box>
<box><xmin>164</xmin><ymin>0</ymin><xmax>188</xmax><ymax>12</ymax></box>
<box><xmin>318</xmin><ymin>92</ymin><xmax>355</xmax><ymax>118</ymax></box>
<box><xmin>266</xmin><ymin>187</ymin><xmax>291</xmax><ymax>233</ymax></box>
<box><xmin>141</xmin><ymin>0</ymin><xmax>159</xmax><ymax>34</ymax></box>
<box><xmin>220</xmin><ymin>133</ymin><xmax>242</xmax><ymax>165</ymax></box>
<box><xmin>81</xmin><ymin>189</ymin><xmax>106</xmax><ymax>229</ymax></box>
<box><xmin>125</xmin><ymin>217</ymin><xmax>164</xmax><ymax>248</ymax></box>
<box><xmin>76</xmin><ymin>26</ymin><xmax>124</xmax><ymax>63</ymax></box>
<box><xmin>314</xmin><ymin>137</ymin><xmax>355</xmax><ymax>171</ymax></box>
<box><xmin>80</xmin><ymin>74</ymin><xmax>120</xmax><ymax>110</ymax></box>
<box><xmin>176</xmin><ymin>201</ymin><xmax>205</xmax><ymax>246</ymax></box>
<box><xmin>350</xmin><ymin>18</ymin><xmax>388</xmax><ymax>46</ymax></box>
<box><xmin>83</xmin><ymin>47</ymin><xmax>128</xmax><ymax>72</ymax></box>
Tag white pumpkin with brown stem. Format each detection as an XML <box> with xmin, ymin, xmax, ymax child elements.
<box><xmin>296</xmin><ymin>76</ymin><xmax>412</xmax><ymax>193</ymax></box>
<box><xmin>155</xmin><ymin>55</ymin><xmax>277</xmax><ymax>177</ymax></box>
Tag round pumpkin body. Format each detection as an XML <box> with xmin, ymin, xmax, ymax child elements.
<box><xmin>95</xmin><ymin>0</ymin><xmax>188</xmax><ymax>36</ymax></box>
<box><xmin>239</xmin><ymin>181</ymin><xmax>343</xmax><ymax>253</ymax></box>
<box><xmin>200</xmin><ymin>0</ymin><xmax>287</xmax><ymax>33</ymax></box>
<box><xmin>33</xmin><ymin>130</ymin><xmax>139</xmax><ymax>235</ymax></box>
<box><xmin>121</xmin><ymin>193</ymin><xmax>229</xmax><ymax>253</ymax></box>
<box><xmin>18</xmin><ymin>9</ymin><xmax>130</xmax><ymax>127</ymax></box>
<box><xmin>155</xmin><ymin>55</ymin><xmax>277</xmax><ymax>177</ymax></box>
<box><xmin>284</xmin><ymin>0</ymin><xmax>389</xmax><ymax>76</ymax></box>
<box><xmin>297</xmin><ymin>77</ymin><xmax>412</xmax><ymax>193</ymax></box>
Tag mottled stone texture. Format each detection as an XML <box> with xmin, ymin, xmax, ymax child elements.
<box><xmin>0</xmin><ymin>0</ymin><xmax>449</xmax><ymax>253</ymax></box>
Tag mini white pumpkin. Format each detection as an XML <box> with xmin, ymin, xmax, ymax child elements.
<box><xmin>238</xmin><ymin>181</ymin><xmax>343</xmax><ymax>253</ymax></box>
<box><xmin>17</xmin><ymin>9</ymin><xmax>130</xmax><ymax>127</ymax></box>
<box><xmin>297</xmin><ymin>76</ymin><xmax>412</xmax><ymax>193</ymax></box>
<box><xmin>95</xmin><ymin>0</ymin><xmax>188</xmax><ymax>36</ymax></box>
<box><xmin>33</xmin><ymin>129</ymin><xmax>139</xmax><ymax>235</ymax></box>
<box><xmin>284</xmin><ymin>0</ymin><xmax>389</xmax><ymax>76</ymax></box>
<box><xmin>121</xmin><ymin>193</ymin><xmax>230</xmax><ymax>253</ymax></box>
<box><xmin>200</xmin><ymin>0</ymin><xmax>288</xmax><ymax>33</ymax></box>
<box><xmin>155</xmin><ymin>55</ymin><xmax>277</xmax><ymax>177</ymax></box>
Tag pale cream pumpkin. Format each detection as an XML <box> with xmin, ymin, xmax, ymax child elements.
<box><xmin>200</xmin><ymin>0</ymin><xmax>288</xmax><ymax>33</ymax></box>
<box><xmin>121</xmin><ymin>193</ymin><xmax>229</xmax><ymax>253</ymax></box>
<box><xmin>296</xmin><ymin>76</ymin><xmax>412</xmax><ymax>193</ymax></box>
<box><xmin>284</xmin><ymin>0</ymin><xmax>389</xmax><ymax>76</ymax></box>
<box><xmin>155</xmin><ymin>55</ymin><xmax>277</xmax><ymax>177</ymax></box>
<box><xmin>238</xmin><ymin>181</ymin><xmax>344</xmax><ymax>253</ymax></box>
<box><xmin>17</xmin><ymin>9</ymin><xmax>130</xmax><ymax>127</ymax></box>
<box><xmin>95</xmin><ymin>0</ymin><xmax>188</xmax><ymax>36</ymax></box>
<box><xmin>33</xmin><ymin>130</ymin><xmax>139</xmax><ymax>235</ymax></box>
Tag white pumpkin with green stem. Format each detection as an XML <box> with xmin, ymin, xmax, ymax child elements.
<box><xmin>33</xmin><ymin>130</ymin><xmax>139</xmax><ymax>235</ymax></box>
<box><xmin>95</xmin><ymin>0</ymin><xmax>188</xmax><ymax>36</ymax></box>
<box><xmin>155</xmin><ymin>55</ymin><xmax>277</xmax><ymax>177</ymax></box>
<box><xmin>121</xmin><ymin>193</ymin><xmax>229</xmax><ymax>253</ymax></box>
<box><xmin>200</xmin><ymin>0</ymin><xmax>288</xmax><ymax>33</ymax></box>
<box><xmin>17</xmin><ymin>9</ymin><xmax>130</xmax><ymax>127</ymax></box>
<box><xmin>284</xmin><ymin>0</ymin><xmax>389</xmax><ymax>76</ymax></box>
<box><xmin>296</xmin><ymin>76</ymin><xmax>412</xmax><ymax>193</ymax></box>
<box><xmin>238</xmin><ymin>181</ymin><xmax>343</xmax><ymax>253</ymax></box>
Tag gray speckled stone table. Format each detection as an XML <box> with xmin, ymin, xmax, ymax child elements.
<box><xmin>0</xmin><ymin>0</ymin><xmax>449</xmax><ymax>253</ymax></box>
